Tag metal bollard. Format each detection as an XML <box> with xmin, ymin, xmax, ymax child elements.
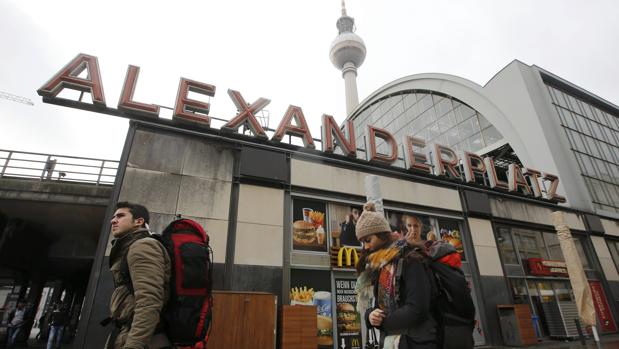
<box><xmin>574</xmin><ymin>319</ymin><xmax>586</xmax><ymax>346</ymax></box>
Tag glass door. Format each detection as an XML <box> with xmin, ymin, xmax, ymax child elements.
<box><xmin>527</xmin><ymin>280</ymin><xmax>555</xmax><ymax>338</ymax></box>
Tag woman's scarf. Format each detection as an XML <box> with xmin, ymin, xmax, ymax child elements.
<box><xmin>356</xmin><ymin>241</ymin><xmax>406</xmax><ymax>349</ymax></box>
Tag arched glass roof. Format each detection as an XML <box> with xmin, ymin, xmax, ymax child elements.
<box><xmin>351</xmin><ymin>90</ymin><xmax>505</xmax><ymax>156</ymax></box>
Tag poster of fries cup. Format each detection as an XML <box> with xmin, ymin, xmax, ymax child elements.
<box><xmin>290</xmin><ymin>269</ymin><xmax>334</xmax><ymax>348</ymax></box>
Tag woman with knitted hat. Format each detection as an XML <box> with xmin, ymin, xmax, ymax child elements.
<box><xmin>355</xmin><ymin>202</ymin><xmax>437</xmax><ymax>349</ymax></box>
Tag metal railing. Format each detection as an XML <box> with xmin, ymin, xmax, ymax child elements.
<box><xmin>0</xmin><ymin>149</ymin><xmax>119</xmax><ymax>186</ymax></box>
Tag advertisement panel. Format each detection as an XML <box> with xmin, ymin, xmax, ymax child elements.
<box><xmin>385</xmin><ymin>211</ymin><xmax>466</xmax><ymax>260</ymax></box>
<box><xmin>334</xmin><ymin>278</ymin><xmax>362</xmax><ymax>349</ymax></box>
<box><xmin>589</xmin><ymin>280</ymin><xmax>617</xmax><ymax>332</ymax></box>
<box><xmin>292</xmin><ymin>198</ymin><xmax>328</xmax><ymax>252</ymax></box>
<box><xmin>385</xmin><ymin>210</ymin><xmax>432</xmax><ymax>241</ymax></box>
<box><xmin>290</xmin><ymin>269</ymin><xmax>333</xmax><ymax>348</ymax></box>
<box><xmin>328</xmin><ymin>203</ymin><xmax>362</xmax><ymax>247</ymax></box>
<box><xmin>437</xmin><ymin>219</ymin><xmax>465</xmax><ymax>260</ymax></box>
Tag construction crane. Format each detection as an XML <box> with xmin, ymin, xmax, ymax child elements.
<box><xmin>0</xmin><ymin>90</ymin><xmax>34</xmax><ymax>106</ymax></box>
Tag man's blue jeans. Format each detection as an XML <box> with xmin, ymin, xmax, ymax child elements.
<box><xmin>47</xmin><ymin>325</ymin><xmax>64</xmax><ymax>349</ymax></box>
<box><xmin>6</xmin><ymin>326</ymin><xmax>22</xmax><ymax>348</ymax></box>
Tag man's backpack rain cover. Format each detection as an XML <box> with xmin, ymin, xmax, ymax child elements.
<box><xmin>160</xmin><ymin>219</ymin><xmax>213</xmax><ymax>346</ymax></box>
<box><xmin>120</xmin><ymin>218</ymin><xmax>214</xmax><ymax>346</ymax></box>
<box><xmin>424</xmin><ymin>240</ymin><xmax>475</xmax><ymax>349</ymax></box>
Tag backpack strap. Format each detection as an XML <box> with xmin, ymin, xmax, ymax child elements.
<box><xmin>118</xmin><ymin>235</ymin><xmax>167</xmax><ymax>295</ymax></box>
<box><xmin>393</xmin><ymin>241</ymin><xmax>413</xmax><ymax>304</ymax></box>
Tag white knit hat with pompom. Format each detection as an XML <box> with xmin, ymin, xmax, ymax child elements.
<box><xmin>355</xmin><ymin>202</ymin><xmax>391</xmax><ymax>240</ymax></box>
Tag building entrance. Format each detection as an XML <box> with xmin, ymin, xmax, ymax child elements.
<box><xmin>499</xmin><ymin>224</ymin><xmax>618</xmax><ymax>340</ymax></box>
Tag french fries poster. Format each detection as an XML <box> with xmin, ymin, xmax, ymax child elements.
<box><xmin>292</xmin><ymin>198</ymin><xmax>328</xmax><ymax>252</ymax></box>
<box><xmin>290</xmin><ymin>270</ymin><xmax>333</xmax><ymax>348</ymax></box>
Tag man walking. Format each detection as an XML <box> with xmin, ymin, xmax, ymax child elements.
<box><xmin>105</xmin><ymin>202</ymin><xmax>171</xmax><ymax>349</ymax></box>
<box><xmin>6</xmin><ymin>302</ymin><xmax>27</xmax><ymax>348</ymax></box>
<box><xmin>47</xmin><ymin>303</ymin><xmax>68</xmax><ymax>349</ymax></box>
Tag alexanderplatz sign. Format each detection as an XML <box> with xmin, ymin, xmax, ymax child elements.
<box><xmin>37</xmin><ymin>53</ymin><xmax>566</xmax><ymax>204</ymax></box>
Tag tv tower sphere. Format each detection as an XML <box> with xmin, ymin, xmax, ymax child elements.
<box><xmin>330</xmin><ymin>1</ymin><xmax>366</xmax><ymax>115</ymax></box>
<box><xmin>329</xmin><ymin>16</ymin><xmax>366</xmax><ymax>71</ymax></box>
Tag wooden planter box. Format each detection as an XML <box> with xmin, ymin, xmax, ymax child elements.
<box><xmin>280</xmin><ymin>305</ymin><xmax>317</xmax><ymax>349</ymax></box>
<box><xmin>206</xmin><ymin>291</ymin><xmax>277</xmax><ymax>349</ymax></box>
<box><xmin>497</xmin><ymin>304</ymin><xmax>537</xmax><ymax>346</ymax></box>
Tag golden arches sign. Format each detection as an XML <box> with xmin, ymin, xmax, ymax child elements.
<box><xmin>337</xmin><ymin>247</ymin><xmax>359</xmax><ymax>267</ymax></box>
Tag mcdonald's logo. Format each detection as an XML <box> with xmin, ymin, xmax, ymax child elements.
<box><xmin>352</xmin><ymin>337</ymin><xmax>360</xmax><ymax>347</ymax></box>
<box><xmin>337</xmin><ymin>247</ymin><xmax>359</xmax><ymax>267</ymax></box>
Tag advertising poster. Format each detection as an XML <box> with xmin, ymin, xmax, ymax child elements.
<box><xmin>328</xmin><ymin>204</ymin><xmax>362</xmax><ymax>247</ymax></box>
<box><xmin>385</xmin><ymin>210</ymin><xmax>432</xmax><ymax>242</ymax></box>
<box><xmin>293</xmin><ymin>198</ymin><xmax>328</xmax><ymax>252</ymax></box>
<box><xmin>335</xmin><ymin>278</ymin><xmax>362</xmax><ymax>349</ymax></box>
<box><xmin>437</xmin><ymin>219</ymin><xmax>466</xmax><ymax>260</ymax></box>
<box><xmin>589</xmin><ymin>280</ymin><xmax>617</xmax><ymax>332</ymax></box>
<box><xmin>290</xmin><ymin>270</ymin><xmax>334</xmax><ymax>348</ymax></box>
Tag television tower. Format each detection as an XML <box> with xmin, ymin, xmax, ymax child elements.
<box><xmin>329</xmin><ymin>0</ymin><xmax>366</xmax><ymax>116</ymax></box>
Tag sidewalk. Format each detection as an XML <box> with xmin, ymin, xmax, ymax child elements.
<box><xmin>486</xmin><ymin>334</ymin><xmax>619</xmax><ymax>349</ymax></box>
<box><xmin>0</xmin><ymin>339</ymin><xmax>71</xmax><ymax>349</ymax></box>
<box><xmin>6</xmin><ymin>334</ymin><xmax>619</xmax><ymax>349</ymax></box>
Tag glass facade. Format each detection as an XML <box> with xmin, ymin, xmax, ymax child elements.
<box><xmin>496</xmin><ymin>226</ymin><xmax>592</xmax><ymax>271</ymax></box>
<box><xmin>351</xmin><ymin>91</ymin><xmax>504</xmax><ymax>157</ymax></box>
<box><xmin>495</xmin><ymin>225</ymin><xmax>612</xmax><ymax>337</ymax></box>
<box><xmin>606</xmin><ymin>240</ymin><xmax>619</xmax><ymax>273</ymax></box>
<box><xmin>546</xmin><ymin>84</ymin><xmax>619</xmax><ymax>213</ymax></box>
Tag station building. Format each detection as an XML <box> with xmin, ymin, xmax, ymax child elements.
<box><xmin>31</xmin><ymin>52</ymin><xmax>614</xmax><ymax>347</ymax></box>
<box><xmin>1</xmin><ymin>4</ymin><xmax>617</xmax><ymax>348</ymax></box>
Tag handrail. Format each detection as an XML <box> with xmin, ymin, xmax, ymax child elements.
<box><xmin>0</xmin><ymin>149</ymin><xmax>119</xmax><ymax>186</ymax></box>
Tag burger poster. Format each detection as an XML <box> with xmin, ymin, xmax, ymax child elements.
<box><xmin>335</xmin><ymin>278</ymin><xmax>362</xmax><ymax>349</ymax></box>
<box><xmin>292</xmin><ymin>198</ymin><xmax>328</xmax><ymax>252</ymax></box>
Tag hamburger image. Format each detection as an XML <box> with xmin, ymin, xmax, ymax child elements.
<box><xmin>317</xmin><ymin>315</ymin><xmax>333</xmax><ymax>346</ymax></box>
<box><xmin>337</xmin><ymin>303</ymin><xmax>360</xmax><ymax>332</ymax></box>
<box><xmin>293</xmin><ymin>220</ymin><xmax>317</xmax><ymax>246</ymax></box>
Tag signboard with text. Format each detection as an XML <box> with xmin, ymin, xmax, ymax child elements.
<box><xmin>37</xmin><ymin>53</ymin><xmax>567</xmax><ymax>204</ymax></box>
<box><xmin>589</xmin><ymin>280</ymin><xmax>617</xmax><ymax>332</ymax></box>
<box><xmin>527</xmin><ymin>258</ymin><xmax>569</xmax><ymax>277</ymax></box>
<box><xmin>334</xmin><ymin>278</ymin><xmax>362</xmax><ymax>349</ymax></box>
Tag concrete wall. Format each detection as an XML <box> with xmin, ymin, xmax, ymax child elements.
<box><xmin>603</xmin><ymin>218</ymin><xmax>619</xmax><ymax>237</ymax></box>
<box><xmin>234</xmin><ymin>184</ymin><xmax>284</xmax><ymax>267</ymax></box>
<box><xmin>592</xmin><ymin>236</ymin><xmax>619</xmax><ymax>282</ymax></box>
<box><xmin>102</xmin><ymin>132</ymin><xmax>234</xmax><ymax>260</ymax></box>
<box><xmin>490</xmin><ymin>196</ymin><xmax>585</xmax><ymax>230</ymax></box>
<box><xmin>466</xmin><ymin>217</ymin><xmax>510</xmax><ymax>346</ymax></box>
<box><xmin>291</xmin><ymin>159</ymin><xmax>462</xmax><ymax>212</ymax></box>
<box><xmin>83</xmin><ymin>128</ymin><xmax>236</xmax><ymax>348</ymax></box>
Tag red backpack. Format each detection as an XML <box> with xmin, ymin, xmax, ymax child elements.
<box><xmin>159</xmin><ymin>219</ymin><xmax>214</xmax><ymax>346</ymax></box>
<box><xmin>120</xmin><ymin>218</ymin><xmax>214</xmax><ymax>347</ymax></box>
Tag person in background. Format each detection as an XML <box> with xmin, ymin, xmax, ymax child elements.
<box><xmin>47</xmin><ymin>303</ymin><xmax>69</xmax><ymax>349</ymax></box>
<box><xmin>351</xmin><ymin>208</ymin><xmax>360</xmax><ymax>224</ymax></box>
<box><xmin>355</xmin><ymin>203</ymin><xmax>437</xmax><ymax>349</ymax></box>
<box><xmin>340</xmin><ymin>213</ymin><xmax>359</xmax><ymax>246</ymax></box>
<box><xmin>44</xmin><ymin>158</ymin><xmax>57</xmax><ymax>180</ymax></box>
<box><xmin>6</xmin><ymin>302</ymin><xmax>27</xmax><ymax>348</ymax></box>
<box><xmin>388</xmin><ymin>213</ymin><xmax>401</xmax><ymax>237</ymax></box>
<box><xmin>402</xmin><ymin>215</ymin><xmax>423</xmax><ymax>244</ymax></box>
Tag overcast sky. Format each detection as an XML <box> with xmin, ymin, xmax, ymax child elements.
<box><xmin>1</xmin><ymin>0</ymin><xmax>618</xmax><ymax>161</ymax></box>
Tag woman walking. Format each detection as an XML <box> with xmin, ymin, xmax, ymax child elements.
<box><xmin>355</xmin><ymin>202</ymin><xmax>437</xmax><ymax>349</ymax></box>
